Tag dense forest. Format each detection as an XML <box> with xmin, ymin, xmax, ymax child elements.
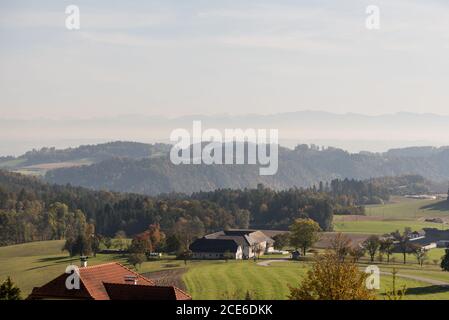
<box><xmin>0</xmin><ymin>170</ymin><xmax>331</xmax><ymax>246</ymax></box>
<box><xmin>0</xmin><ymin>169</ymin><xmax>425</xmax><ymax>246</ymax></box>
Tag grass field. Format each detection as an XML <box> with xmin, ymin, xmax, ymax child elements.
<box><xmin>0</xmin><ymin>241</ymin><xmax>124</xmax><ymax>295</ymax></box>
<box><xmin>0</xmin><ymin>240</ymin><xmax>185</xmax><ymax>296</ymax></box>
<box><xmin>365</xmin><ymin>197</ymin><xmax>449</xmax><ymax>220</ymax></box>
<box><xmin>0</xmin><ymin>158</ymin><xmax>26</xmax><ymax>168</ymax></box>
<box><xmin>333</xmin><ymin>196</ymin><xmax>449</xmax><ymax>234</ymax></box>
<box><xmin>11</xmin><ymin>159</ymin><xmax>94</xmax><ymax>176</ymax></box>
<box><xmin>2</xmin><ymin>241</ymin><xmax>449</xmax><ymax>300</ymax></box>
<box><xmin>1</xmin><ymin>196</ymin><xmax>448</xmax><ymax>300</ymax></box>
<box><xmin>182</xmin><ymin>259</ymin><xmax>449</xmax><ymax>300</ymax></box>
<box><xmin>333</xmin><ymin>220</ymin><xmax>444</xmax><ymax>234</ymax></box>
<box><xmin>183</xmin><ymin>260</ymin><xmax>307</xmax><ymax>299</ymax></box>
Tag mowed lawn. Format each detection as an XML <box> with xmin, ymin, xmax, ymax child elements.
<box><xmin>3</xmin><ymin>240</ymin><xmax>449</xmax><ymax>300</ymax></box>
<box><xmin>0</xmin><ymin>240</ymin><xmax>128</xmax><ymax>296</ymax></box>
<box><xmin>333</xmin><ymin>220</ymin><xmax>443</xmax><ymax>234</ymax></box>
<box><xmin>183</xmin><ymin>260</ymin><xmax>308</xmax><ymax>300</ymax></box>
<box><xmin>0</xmin><ymin>240</ymin><xmax>185</xmax><ymax>296</ymax></box>
<box><xmin>365</xmin><ymin>197</ymin><xmax>449</xmax><ymax>219</ymax></box>
<box><xmin>182</xmin><ymin>259</ymin><xmax>449</xmax><ymax>300</ymax></box>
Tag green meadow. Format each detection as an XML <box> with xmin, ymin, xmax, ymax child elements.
<box><xmin>333</xmin><ymin>220</ymin><xmax>444</xmax><ymax>234</ymax></box>
<box><xmin>2</xmin><ymin>240</ymin><xmax>449</xmax><ymax>300</ymax></box>
<box><xmin>1</xmin><ymin>197</ymin><xmax>449</xmax><ymax>300</ymax></box>
<box><xmin>365</xmin><ymin>197</ymin><xmax>449</xmax><ymax>219</ymax></box>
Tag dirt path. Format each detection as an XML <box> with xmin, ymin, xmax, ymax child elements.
<box><xmin>257</xmin><ymin>260</ymin><xmax>449</xmax><ymax>287</ymax></box>
<box><xmin>257</xmin><ymin>259</ymin><xmax>290</xmax><ymax>267</ymax></box>
<box><xmin>380</xmin><ymin>271</ymin><xmax>449</xmax><ymax>287</ymax></box>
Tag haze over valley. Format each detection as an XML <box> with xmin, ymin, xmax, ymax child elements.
<box><xmin>1</xmin><ymin>110</ymin><xmax>448</xmax><ymax>156</ymax></box>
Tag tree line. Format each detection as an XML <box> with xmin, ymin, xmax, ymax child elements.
<box><xmin>0</xmin><ymin>171</ymin><xmax>334</xmax><ymax>246</ymax></box>
<box><xmin>0</xmin><ymin>170</ymin><xmax>410</xmax><ymax>246</ymax></box>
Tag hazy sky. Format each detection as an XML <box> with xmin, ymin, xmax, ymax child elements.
<box><xmin>1</xmin><ymin>0</ymin><xmax>449</xmax><ymax>119</ymax></box>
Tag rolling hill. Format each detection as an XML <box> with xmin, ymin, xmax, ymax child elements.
<box><xmin>44</xmin><ymin>143</ymin><xmax>449</xmax><ymax>195</ymax></box>
<box><xmin>1</xmin><ymin>141</ymin><xmax>448</xmax><ymax>195</ymax></box>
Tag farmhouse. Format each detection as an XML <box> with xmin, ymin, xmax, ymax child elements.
<box><xmin>27</xmin><ymin>261</ymin><xmax>191</xmax><ymax>300</ymax></box>
<box><xmin>421</xmin><ymin>228</ymin><xmax>449</xmax><ymax>248</ymax></box>
<box><xmin>189</xmin><ymin>229</ymin><xmax>275</xmax><ymax>260</ymax></box>
<box><xmin>388</xmin><ymin>228</ymin><xmax>449</xmax><ymax>252</ymax></box>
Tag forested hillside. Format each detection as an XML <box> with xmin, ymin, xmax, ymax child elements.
<box><xmin>42</xmin><ymin>143</ymin><xmax>449</xmax><ymax>195</ymax></box>
<box><xmin>0</xmin><ymin>171</ymin><xmax>337</xmax><ymax>246</ymax></box>
<box><xmin>0</xmin><ymin>169</ymin><xmax>426</xmax><ymax>246</ymax></box>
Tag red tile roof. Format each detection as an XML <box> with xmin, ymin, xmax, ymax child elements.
<box><xmin>28</xmin><ymin>262</ymin><xmax>190</xmax><ymax>300</ymax></box>
<box><xmin>27</xmin><ymin>273</ymin><xmax>93</xmax><ymax>300</ymax></box>
<box><xmin>78</xmin><ymin>262</ymin><xmax>154</xmax><ymax>299</ymax></box>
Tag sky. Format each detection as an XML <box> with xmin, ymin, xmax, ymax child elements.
<box><xmin>1</xmin><ymin>0</ymin><xmax>449</xmax><ymax>119</ymax></box>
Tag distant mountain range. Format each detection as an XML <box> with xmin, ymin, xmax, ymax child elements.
<box><xmin>2</xmin><ymin>141</ymin><xmax>448</xmax><ymax>195</ymax></box>
<box><xmin>1</xmin><ymin>111</ymin><xmax>449</xmax><ymax>155</ymax></box>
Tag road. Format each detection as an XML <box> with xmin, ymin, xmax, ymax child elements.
<box><xmin>258</xmin><ymin>259</ymin><xmax>449</xmax><ymax>287</ymax></box>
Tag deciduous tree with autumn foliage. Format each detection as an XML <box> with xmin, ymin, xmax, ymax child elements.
<box><xmin>289</xmin><ymin>218</ymin><xmax>321</xmax><ymax>256</ymax></box>
<box><xmin>129</xmin><ymin>223</ymin><xmax>166</xmax><ymax>254</ymax></box>
<box><xmin>288</xmin><ymin>250</ymin><xmax>376</xmax><ymax>300</ymax></box>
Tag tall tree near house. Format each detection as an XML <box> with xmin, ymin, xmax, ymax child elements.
<box><xmin>441</xmin><ymin>247</ymin><xmax>449</xmax><ymax>271</ymax></box>
<box><xmin>129</xmin><ymin>236</ymin><xmax>150</xmax><ymax>255</ymax></box>
<box><xmin>363</xmin><ymin>235</ymin><xmax>380</xmax><ymax>262</ymax></box>
<box><xmin>48</xmin><ymin>202</ymin><xmax>69</xmax><ymax>240</ymax></box>
<box><xmin>288</xmin><ymin>251</ymin><xmax>376</xmax><ymax>300</ymax></box>
<box><xmin>289</xmin><ymin>218</ymin><xmax>321</xmax><ymax>256</ymax></box>
<box><xmin>114</xmin><ymin>230</ymin><xmax>127</xmax><ymax>250</ymax></box>
<box><xmin>272</xmin><ymin>233</ymin><xmax>290</xmax><ymax>250</ymax></box>
<box><xmin>91</xmin><ymin>235</ymin><xmax>100</xmax><ymax>257</ymax></box>
<box><xmin>379</xmin><ymin>238</ymin><xmax>395</xmax><ymax>263</ymax></box>
<box><xmin>349</xmin><ymin>246</ymin><xmax>365</xmax><ymax>263</ymax></box>
<box><xmin>164</xmin><ymin>234</ymin><xmax>181</xmax><ymax>253</ymax></box>
<box><xmin>252</xmin><ymin>243</ymin><xmax>264</xmax><ymax>260</ymax></box>
<box><xmin>127</xmin><ymin>253</ymin><xmax>145</xmax><ymax>270</ymax></box>
<box><xmin>391</xmin><ymin>228</ymin><xmax>412</xmax><ymax>264</ymax></box>
<box><xmin>132</xmin><ymin>224</ymin><xmax>166</xmax><ymax>254</ymax></box>
<box><xmin>0</xmin><ymin>277</ymin><xmax>22</xmax><ymax>300</ymax></box>
<box><xmin>146</xmin><ymin>223</ymin><xmax>165</xmax><ymax>252</ymax></box>
<box><xmin>330</xmin><ymin>233</ymin><xmax>352</xmax><ymax>262</ymax></box>
<box><xmin>173</xmin><ymin>217</ymin><xmax>205</xmax><ymax>251</ymax></box>
<box><xmin>103</xmin><ymin>236</ymin><xmax>112</xmax><ymax>249</ymax></box>
<box><xmin>411</xmin><ymin>245</ymin><xmax>427</xmax><ymax>267</ymax></box>
<box><xmin>177</xmin><ymin>249</ymin><xmax>193</xmax><ymax>265</ymax></box>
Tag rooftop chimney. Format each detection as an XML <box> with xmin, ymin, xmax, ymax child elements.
<box><xmin>80</xmin><ymin>256</ymin><xmax>88</xmax><ymax>268</ymax></box>
<box><xmin>124</xmin><ymin>275</ymin><xmax>138</xmax><ymax>285</ymax></box>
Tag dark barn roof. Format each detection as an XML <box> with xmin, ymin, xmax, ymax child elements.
<box><xmin>190</xmin><ymin>238</ymin><xmax>240</xmax><ymax>253</ymax></box>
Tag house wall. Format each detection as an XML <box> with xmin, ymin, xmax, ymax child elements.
<box><xmin>242</xmin><ymin>241</ymin><xmax>274</xmax><ymax>258</ymax></box>
<box><xmin>235</xmin><ymin>246</ymin><xmax>243</xmax><ymax>259</ymax></box>
<box><xmin>242</xmin><ymin>245</ymin><xmax>253</xmax><ymax>259</ymax></box>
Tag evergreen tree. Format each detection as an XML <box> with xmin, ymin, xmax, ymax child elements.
<box><xmin>0</xmin><ymin>277</ymin><xmax>21</xmax><ymax>300</ymax></box>
<box><xmin>441</xmin><ymin>248</ymin><xmax>449</xmax><ymax>271</ymax></box>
